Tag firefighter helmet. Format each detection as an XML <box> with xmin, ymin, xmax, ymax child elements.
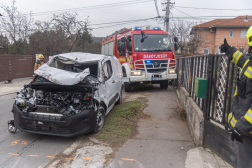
<box><xmin>38</xmin><ymin>54</ymin><xmax>44</xmax><ymax>60</ymax></box>
<box><xmin>247</xmin><ymin>25</ymin><xmax>252</xmax><ymax>46</ymax></box>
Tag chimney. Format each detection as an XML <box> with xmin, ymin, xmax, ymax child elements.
<box><xmin>244</xmin><ymin>15</ymin><xmax>248</xmax><ymax>22</ymax></box>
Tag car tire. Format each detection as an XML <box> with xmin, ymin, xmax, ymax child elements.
<box><xmin>91</xmin><ymin>106</ymin><xmax>105</xmax><ymax>134</ymax></box>
<box><xmin>122</xmin><ymin>67</ymin><xmax>131</xmax><ymax>92</ymax></box>
<box><xmin>115</xmin><ymin>88</ymin><xmax>122</xmax><ymax>105</ymax></box>
<box><xmin>160</xmin><ymin>80</ymin><xmax>169</xmax><ymax>89</ymax></box>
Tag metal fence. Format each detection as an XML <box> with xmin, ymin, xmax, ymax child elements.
<box><xmin>176</xmin><ymin>54</ymin><xmax>252</xmax><ymax>127</ymax></box>
<box><xmin>0</xmin><ymin>54</ymin><xmax>49</xmax><ymax>82</ymax></box>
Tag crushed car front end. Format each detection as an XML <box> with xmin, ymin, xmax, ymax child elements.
<box><xmin>9</xmin><ymin>53</ymin><xmax>107</xmax><ymax>137</ymax></box>
<box><xmin>11</xmin><ymin>78</ymin><xmax>99</xmax><ymax>137</ymax></box>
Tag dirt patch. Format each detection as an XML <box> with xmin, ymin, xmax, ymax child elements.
<box><xmin>167</xmin><ymin>100</ymin><xmax>187</xmax><ymax>121</ymax></box>
<box><xmin>94</xmin><ymin>99</ymin><xmax>149</xmax><ymax>160</ymax></box>
<box><xmin>44</xmin><ymin>98</ymin><xmax>149</xmax><ymax>168</ymax></box>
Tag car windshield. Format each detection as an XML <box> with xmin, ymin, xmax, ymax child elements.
<box><xmin>133</xmin><ymin>34</ymin><xmax>172</xmax><ymax>52</ymax></box>
<box><xmin>49</xmin><ymin>57</ymin><xmax>98</xmax><ymax>78</ymax></box>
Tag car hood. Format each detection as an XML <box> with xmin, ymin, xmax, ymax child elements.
<box><xmin>34</xmin><ymin>64</ymin><xmax>90</xmax><ymax>85</ymax></box>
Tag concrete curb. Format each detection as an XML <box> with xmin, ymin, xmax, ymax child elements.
<box><xmin>185</xmin><ymin>147</ymin><xmax>234</xmax><ymax>168</ymax></box>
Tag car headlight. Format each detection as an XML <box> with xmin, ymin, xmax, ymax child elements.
<box><xmin>169</xmin><ymin>69</ymin><xmax>176</xmax><ymax>74</ymax></box>
<box><xmin>131</xmin><ymin>71</ymin><xmax>142</xmax><ymax>76</ymax></box>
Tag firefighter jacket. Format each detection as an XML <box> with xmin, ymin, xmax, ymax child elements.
<box><xmin>226</xmin><ymin>47</ymin><xmax>252</xmax><ymax>138</ymax></box>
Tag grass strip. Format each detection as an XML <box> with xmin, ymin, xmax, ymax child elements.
<box><xmin>94</xmin><ymin>100</ymin><xmax>146</xmax><ymax>145</ymax></box>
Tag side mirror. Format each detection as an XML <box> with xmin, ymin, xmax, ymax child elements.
<box><xmin>174</xmin><ymin>43</ymin><xmax>178</xmax><ymax>52</ymax></box>
<box><xmin>174</xmin><ymin>37</ymin><xmax>178</xmax><ymax>43</ymax></box>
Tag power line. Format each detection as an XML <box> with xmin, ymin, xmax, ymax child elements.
<box><xmin>0</xmin><ymin>0</ymin><xmax>153</xmax><ymax>18</ymax></box>
<box><xmin>154</xmin><ymin>0</ymin><xmax>160</xmax><ymax>17</ymax></box>
<box><xmin>32</xmin><ymin>0</ymin><xmax>152</xmax><ymax>16</ymax></box>
<box><xmin>175</xmin><ymin>6</ymin><xmax>252</xmax><ymax>11</ymax></box>
<box><xmin>173</xmin><ymin>7</ymin><xmax>202</xmax><ymax>21</ymax></box>
<box><xmin>92</xmin><ymin>17</ymin><xmax>158</xmax><ymax>29</ymax></box>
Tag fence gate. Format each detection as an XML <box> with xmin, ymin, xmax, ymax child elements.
<box><xmin>203</xmin><ymin>55</ymin><xmax>237</xmax><ymax>167</ymax></box>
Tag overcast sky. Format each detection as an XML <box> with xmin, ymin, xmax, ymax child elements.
<box><xmin>0</xmin><ymin>0</ymin><xmax>251</xmax><ymax>37</ymax></box>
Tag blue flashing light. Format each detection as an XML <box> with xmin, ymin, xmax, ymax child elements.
<box><xmin>135</xmin><ymin>27</ymin><xmax>142</xmax><ymax>30</ymax></box>
<box><xmin>146</xmin><ymin>60</ymin><xmax>151</xmax><ymax>63</ymax></box>
<box><xmin>153</xmin><ymin>27</ymin><xmax>161</xmax><ymax>30</ymax></box>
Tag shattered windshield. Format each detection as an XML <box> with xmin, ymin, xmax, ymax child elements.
<box><xmin>48</xmin><ymin>57</ymin><xmax>98</xmax><ymax>78</ymax></box>
<box><xmin>133</xmin><ymin>34</ymin><xmax>172</xmax><ymax>52</ymax></box>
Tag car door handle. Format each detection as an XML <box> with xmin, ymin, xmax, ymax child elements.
<box><xmin>112</xmin><ymin>80</ymin><xmax>115</xmax><ymax>83</ymax></box>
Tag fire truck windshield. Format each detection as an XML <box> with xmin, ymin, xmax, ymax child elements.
<box><xmin>133</xmin><ymin>34</ymin><xmax>172</xmax><ymax>52</ymax></box>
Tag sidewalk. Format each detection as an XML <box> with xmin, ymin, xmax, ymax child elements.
<box><xmin>105</xmin><ymin>86</ymin><xmax>234</xmax><ymax>168</ymax></box>
<box><xmin>0</xmin><ymin>77</ymin><xmax>32</xmax><ymax>96</ymax></box>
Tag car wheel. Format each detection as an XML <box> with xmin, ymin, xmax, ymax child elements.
<box><xmin>92</xmin><ymin>106</ymin><xmax>105</xmax><ymax>134</ymax></box>
<box><xmin>160</xmin><ymin>80</ymin><xmax>168</xmax><ymax>89</ymax></box>
<box><xmin>115</xmin><ymin>88</ymin><xmax>122</xmax><ymax>105</ymax></box>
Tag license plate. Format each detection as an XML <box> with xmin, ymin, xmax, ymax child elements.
<box><xmin>152</xmin><ymin>77</ymin><xmax>162</xmax><ymax>81</ymax></box>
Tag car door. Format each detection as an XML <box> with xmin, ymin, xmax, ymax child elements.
<box><xmin>101</xmin><ymin>58</ymin><xmax>118</xmax><ymax>111</ymax></box>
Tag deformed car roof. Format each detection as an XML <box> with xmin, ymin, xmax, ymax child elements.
<box><xmin>54</xmin><ymin>52</ymin><xmax>107</xmax><ymax>63</ymax></box>
<box><xmin>34</xmin><ymin>52</ymin><xmax>108</xmax><ymax>85</ymax></box>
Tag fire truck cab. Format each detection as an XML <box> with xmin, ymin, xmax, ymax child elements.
<box><xmin>102</xmin><ymin>26</ymin><xmax>178</xmax><ymax>92</ymax></box>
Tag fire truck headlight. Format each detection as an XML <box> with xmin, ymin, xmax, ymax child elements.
<box><xmin>131</xmin><ymin>71</ymin><xmax>142</xmax><ymax>76</ymax></box>
<box><xmin>169</xmin><ymin>69</ymin><xmax>176</xmax><ymax>74</ymax></box>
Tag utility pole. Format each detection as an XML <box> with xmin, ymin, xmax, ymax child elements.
<box><xmin>166</xmin><ymin>0</ymin><xmax>170</xmax><ymax>33</ymax></box>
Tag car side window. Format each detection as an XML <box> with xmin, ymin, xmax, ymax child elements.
<box><xmin>102</xmin><ymin>60</ymin><xmax>113</xmax><ymax>81</ymax></box>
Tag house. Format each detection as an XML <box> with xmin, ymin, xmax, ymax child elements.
<box><xmin>0</xmin><ymin>46</ymin><xmax>3</xmax><ymax>50</ymax></box>
<box><xmin>191</xmin><ymin>16</ymin><xmax>252</xmax><ymax>54</ymax></box>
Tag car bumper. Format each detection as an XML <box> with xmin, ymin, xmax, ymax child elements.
<box><xmin>11</xmin><ymin>104</ymin><xmax>97</xmax><ymax>137</ymax></box>
<box><xmin>130</xmin><ymin>72</ymin><xmax>177</xmax><ymax>82</ymax></box>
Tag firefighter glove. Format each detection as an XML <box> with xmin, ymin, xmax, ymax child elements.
<box><xmin>221</xmin><ymin>38</ymin><xmax>231</xmax><ymax>54</ymax></box>
<box><xmin>231</xmin><ymin>130</ymin><xmax>243</xmax><ymax>143</ymax></box>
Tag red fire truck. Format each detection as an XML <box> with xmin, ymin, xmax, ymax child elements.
<box><xmin>101</xmin><ymin>25</ymin><xmax>178</xmax><ymax>92</ymax></box>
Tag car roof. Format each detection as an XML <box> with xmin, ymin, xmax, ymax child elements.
<box><xmin>54</xmin><ymin>52</ymin><xmax>107</xmax><ymax>63</ymax></box>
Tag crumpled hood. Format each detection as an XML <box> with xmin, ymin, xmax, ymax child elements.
<box><xmin>34</xmin><ymin>64</ymin><xmax>90</xmax><ymax>85</ymax></box>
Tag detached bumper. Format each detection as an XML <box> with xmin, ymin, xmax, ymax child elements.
<box><xmin>11</xmin><ymin>104</ymin><xmax>97</xmax><ymax>137</ymax></box>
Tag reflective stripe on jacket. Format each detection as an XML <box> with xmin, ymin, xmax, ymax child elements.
<box><xmin>226</xmin><ymin>47</ymin><xmax>252</xmax><ymax>138</ymax></box>
<box><xmin>37</xmin><ymin>60</ymin><xmax>42</xmax><ymax>68</ymax></box>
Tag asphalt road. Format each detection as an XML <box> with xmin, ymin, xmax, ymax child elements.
<box><xmin>0</xmin><ymin>88</ymin><xmax>127</xmax><ymax>168</ymax></box>
<box><xmin>0</xmin><ymin>94</ymin><xmax>77</xmax><ymax>168</ymax></box>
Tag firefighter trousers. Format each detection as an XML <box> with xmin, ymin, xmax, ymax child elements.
<box><xmin>237</xmin><ymin>137</ymin><xmax>252</xmax><ymax>168</ymax></box>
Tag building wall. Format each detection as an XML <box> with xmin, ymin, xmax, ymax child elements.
<box><xmin>215</xmin><ymin>28</ymin><xmax>248</xmax><ymax>53</ymax></box>
<box><xmin>196</xmin><ymin>28</ymin><xmax>249</xmax><ymax>54</ymax></box>
<box><xmin>196</xmin><ymin>29</ymin><xmax>216</xmax><ymax>54</ymax></box>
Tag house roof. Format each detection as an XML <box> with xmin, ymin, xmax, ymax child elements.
<box><xmin>193</xmin><ymin>16</ymin><xmax>252</xmax><ymax>29</ymax></box>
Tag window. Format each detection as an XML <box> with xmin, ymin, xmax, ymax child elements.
<box><xmin>239</xmin><ymin>47</ymin><xmax>245</xmax><ymax>53</ymax></box>
<box><xmin>102</xmin><ymin>60</ymin><xmax>113</xmax><ymax>80</ymax></box>
<box><xmin>204</xmin><ymin>47</ymin><xmax>209</xmax><ymax>54</ymax></box>
<box><xmin>240</xmin><ymin>29</ymin><xmax>247</xmax><ymax>38</ymax></box>
<box><xmin>230</xmin><ymin>30</ymin><xmax>234</xmax><ymax>38</ymax></box>
<box><xmin>133</xmin><ymin>34</ymin><xmax>172</xmax><ymax>52</ymax></box>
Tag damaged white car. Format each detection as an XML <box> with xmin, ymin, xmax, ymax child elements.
<box><xmin>8</xmin><ymin>52</ymin><xmax>124</xmax><ymax>137</ymax></box>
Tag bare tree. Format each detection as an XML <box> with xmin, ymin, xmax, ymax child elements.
<box><xmin>0</xmin><ymin>0</ymin><xmax>33</xmax><ymax>54</ymax></box>
<box><xmin>0</xmin><ymin>34</ymin><xmax>9</xmax><ymax>54</ymax></box>
<box><xmin>169</xmin><ymin>20</ymin><xmax>193</xmax><ymax>52</ymax></box>
<box><xmin>188</xmin><ymin>28</ymin><xmax>209</xmax><ymax>54</ymax></box>
<box><xmin>52</xmin><ymin>13</ymin><xmax>90</xmax><ymax>52</ymax></box>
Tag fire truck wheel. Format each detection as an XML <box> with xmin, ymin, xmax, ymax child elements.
<box><xmin>160</xmin><ymin>80</ymin><xmax>169</xmax><ymax>89</ymax></box>
<box><xmin>124</xmin><ymin>82</ymin><xmax>131</xmax><ymax>92</ymax></box>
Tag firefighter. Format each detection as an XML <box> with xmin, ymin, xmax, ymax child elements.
<box><xmin>221</xmin><ymin>25</ymin><xmax>252</xmax><ymax>168</ymax></box>
<box><xmin>34</xmin><ymin>54</ymin><xmax>44</xmax><ymax>71</ymax></box>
